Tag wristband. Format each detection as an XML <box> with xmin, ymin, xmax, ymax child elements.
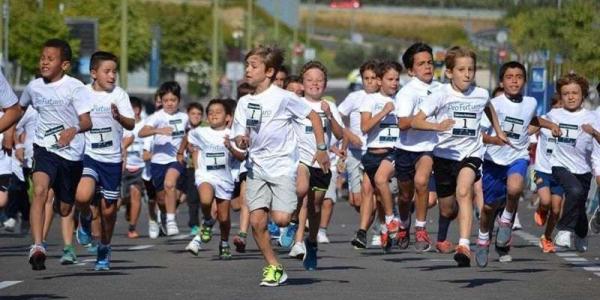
<box><xmin>317</xmin><ymin>143</ymin><xmax>327</xmax><ymax>151</ymax></box>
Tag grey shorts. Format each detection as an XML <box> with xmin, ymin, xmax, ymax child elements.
<box><xmin>245</xmin><ymin>169</ymin><xmax>297</xmax><ymax>214</ymax></box>
<box><xmin>346</xmin><ymin>148</ymin><xmax>364</xmax><ymax>194</ymax></box>
<box><xmin>121</xmin><ymin>168</ymin><xmax>145</xmax><ymax>199</ymax></box>
<box><xmin>325</xmin><ymin>168</ymin><xmax>338</xmax><ymax>203</ymax></box>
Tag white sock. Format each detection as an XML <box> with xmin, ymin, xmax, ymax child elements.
<box><xmin>415</xmin><ymin>219</ymin><xmax>427</xmax><ymax>228</ymax></box>
<box><xmin>459</xmin><ymin>238</ymin><xmax>470</xmax><ymax>247</ymax></box>
<box><xmin>500</xmin><ymin>210</ymin><xmax>513</xmax><ymax>224</ymax></box>
<box><xmin>318</xmin><ymin>228</ymin><xmax>327</xmax><ymax>234</ymax></box>
<box><xmin>385</xmin><ymin>214</ymin><xmax>394</xmax><ymax>224</ymax></box>
<box><xmin>478</xmin><ymin>230</ymin><xmax>489</xmax><ymax>242</ymax></box>
<box><xmin>166</xmin><ymin>213</ymin><xmax>176</xmax><ymax>222</ymax></box>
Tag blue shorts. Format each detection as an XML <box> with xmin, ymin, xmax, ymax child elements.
<box><xmin>361</xmin><ymin>149</ymin><xmax>395</xmax><ymax>184</ymax></box>
<box><xmin>535</xmin><ymin>171</ymin><xmax>564</xmax><ymax>196</ymax></box>
<box><xmin>482</xmin><ymin>159</ymin><xmax>529</xmax><ymax>206</ymax></box>
<box><xmin>82</xmin><ymin>155</ymin><xmax>122</xmax><ymax>203</ymax></box>
<box><xmin>32</xmin><ymin>145</ymin><xmax>83</xmax><ymax>206</ymax></box>
<box><xmin>150</xmin><ymin>161</ymin><xmax>185</xmax><ymax>192</ymax></box>
<box><xmin>394</xmin><ymin>148</ymin><xmax>432</xmax><ymax>182</ymax></box>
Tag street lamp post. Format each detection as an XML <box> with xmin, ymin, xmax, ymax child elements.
<box><xmin>120</xmin><ymin>0</ymin><xmax>128</xmax><ymax>89</ymax></box>
<box><xmin>211</xmin><ymin>0</ymin><xmax>220</xmax><ymax>98</ymax></box>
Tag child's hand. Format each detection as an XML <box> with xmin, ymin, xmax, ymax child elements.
<box><xmin>549</xmin><ymin>123</ymin><xmax>562</xmax><ymax>137</ymax></box>
<box><xmin>436</xmin><ymin>119</ymin><xmax>455</xmax><ymax>131</ymax></box>
<box><xmin>321</xmin><ymin>101</ymin><xmax>332</xmax><ymax>118</ymax></box>
<box><xmin>155</xmin><ymin>127</ymin><xmax>173</xmax><ymax>136</ymax></box>
<box><xmin>111</xmin><ymin>104</ymin><xmax>120</xmax><ymax>121</ymax></box>
<box><xmin>57</xmin><ymin>127</ymin><xmax>78</xmax><ymax>148</ymax></box>
<box><xmin>582</xmin><ymin>123</ymin><xmax>595</xmax><ymax>135</ymax></box>
<box><xmin>496</xmin><ymin>131</ymin><xmax>510</xmax><ymax>146</ymax></box>
<box><xmin>223</xmin><ymin>135</ymin><xmax>233</xmax><ymax>150</ymax></box>
<box><xmin>313</xmin><ymin>150</ymin><xmax>330</xmax><ymax>173</ymax></box>
<box><xmin>383</xmin><ymin>102</ymin><xmax>395</xmax><ymax>114</ymax></box>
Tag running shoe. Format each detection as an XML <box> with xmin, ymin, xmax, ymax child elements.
<box><xmin>539</xmin><ymin>235</ymin><xmax>556</xmax><ymax>253</ymax></box>
<box><xmin>95</xmin><ymin>244</ymin><xmax>111</xmax><ymax>271</ymax></box>
<box><xmin>76</xmin><ymin>213</ymin><xmax>92</xmax><ymax>245</ymax></box>
<box><xmin>386</xmin><ymin>219</ymin><xmax>400</xmax><ymax>240</ymax></box>
<box><xmin>414</xmin><ymin>227</ymin><xmax>431</xmax><ymax>252</ymax></box>
<box><xmin>475</xmin><ymin>239</ymin><xmax>490</xmax><ymax>268</ymax></box>
<box><xmin>289</xmin><ymin>241</ymin><xmax>306</xmax><ymax>259</ymax></box>
<box><xmin>589</xmin><ymin>207</ymin><xmax>600</xmax><ymax>234</ymax></box>
<box><xmin>351</xmin><ymin>229</ymin><xmax>367</xmax><ymax>249</ymax></box>
<box><xmin>233</xmin><ymin>233</ymin><xmax>247</xmax><ymax>253</ymax></box>
<box><xmin>3</xmin><ymin>217</ymin><xmax>16</xmax><ymax>232</ymax></box>
<box><xmin>60</xmin><ymin>244</ymin><xmax>78</xmax><ymax>265</ymax></box>
<box><xmin>148</xmin><ymin>220</ymin><xmax>160</xmax><ymax>239</ymax></box>
<box><xmin>574</xmin><ymin>235</ymin><xmax>588</xmax><ymax>253</ymax></box>
<box><xmin>200</xmin><ymin>222</ymin><xmax>214</xmax><ymax>243</ymax></box>
<box><xmin>380</xmin><ymin>228</ymin><xmax>390</xmax><ymax>251</ymax></box>
<box><xmin>127</xmin><ymin>230</ymin><xmax>139</xmax><ymax>239</ymax></box>
<box><xmin>190</xmin><ymin>225</ymin><xmax>199</xmax><ymax>236</ymax></box>
<box><xmin>219</xmin><ymin>242</ymin><xmax>232</xmax><ymax>260</ymax></box>
<box><xmin>555</xmin><ymin>230</ymin><xmax>572</xmax><ymax>248</ymax></box>
<box><xmin>495</xmin><ymin>219</ymin><xmax>513</xmax><ymax>248</ymax></box>
<box><xmin>166</xmin><ymin>220</ymin><xmax>179</xmax><ymax>236</ymax></box>
<box><xmin>303</xmin><ymin>239</ymin><xmax>318</xmax><ymax>271</ymax></box>
<box><xmin>185</xmin><ymin>235</ymin><xmax>202</xmax><ymax>256</ymax></box>
<box><xmin>260</xmin><ymin>264</ymin><xmax>288</xmax><ymax>287</ymax></box>
<box><xmin>279</xmin><ymin>222</ymin><xmax>297</xmax><ymax>249</ymax></box>
<box><xmin>453</xmin><ymin>244</ymin><xmax>471</xmax><ymax>267</ymax></box>
<box><xmin>317</xmin><ymin>230</ymin><xmax>330</xmax><ymax>244</ymax></box>
<box><xmin>268</xmin><ymin>220</ymin><xmax>280</xmax><ymax>240</ymax></box>
<box><xmin>534</xmin><ymin>207</ymin><xmax>548</xmax><ymax>226</ymax></box>
<box><xmin>371</xmin><ymin>234</ymin><xmax>381</xmax><ymax>247</ymax></box>
<box><xmin>86</xmin><ymin>240</ymin><xmax>98</xmax><ymax>254</ymax></box>
<box><xmin>512</xmin><ymin>214</ymin><xmax>522</xmax><ymax>231</ymax></box>
<box><xmin>435</xmin><ymin>240</ymin><xmax>454</xmax><ymax>254</ymax></box>
<box><xmin>29</xmin><ymin>244</ymin><xmax>46</xmax><ymax>271</ymax></box>
<box><xmin>396</xmin><ymin>226</ymin><xmax>409</xmax><ymax>249</ymax></box>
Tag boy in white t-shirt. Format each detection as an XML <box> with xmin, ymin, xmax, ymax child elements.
<box><xmin>19</xmin><ymin>39</ymin><xmax>93</xmax><ymax>270</ymax></box>
<box><xmin>0</xmin><ymin>69</ymin><xmax>20</xmax><ymax>135</ymax></box>
<box><xmin>412</xmin><ymin>47</ymin><xmax>506</xmax><ymax>267</ymax></box>
<box><xmin>232</xmin><ymin>45</ymin><xmax>329</xmax><ymax>286</ymax></box>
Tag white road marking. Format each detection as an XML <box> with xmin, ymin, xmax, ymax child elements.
<box><xmin>128</xmin><ymin>245</ymin><xmax>154</xmax><ymax>250</ymax></box>
<box><xmin>0</xmin><ymin>281</ymin><xmax>22</xmax><ymax>290</ymax></box>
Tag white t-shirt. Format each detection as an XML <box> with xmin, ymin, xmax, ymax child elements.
<box><xmin>0</xmin><ymin>70</ymin><xmax>17</xmax><ymax>109</ymax></box>
<box><xmin>0</xmin><ymin>112</ymin><xmax>11</xmax><ymax>175</ymax></box>
<box><xmin>144</xmin><ymin>109</ymin><xmax>189</xmax><ymax>165</ymax></box>
<box><xmin>359</xmin><ymin>92</ymin><xmax>398</xmax><ymax>149</ymax></box>
<box><xmin>19</xmin><ymin>75</ymin><xmax>92</xmax><ymax>161</ymax></box>
<box><xmin>484</xmin><ymin>94</ymin><xmax>537</xmax><ymax>165</ymax></box>
<box><xmin>547</xmin><ymin>108</ymin><xmax>598</xmax><ymax>174</ymax></box>
<box><xmin>593</xmin><ymin>110</ymin><xmax>600</xmax><ymax>176</ymax></box>
<box><xmin>232</xmin><ymin>84</ymin><xmax>311</xmax><ymax>179</ymax></box>
<box><xmin>124</xmin><ymin>120</ymin><xmax>146</xmax><ymax>169</ymax></box>
<box><xmin>188</xmin><ymin>126</ymin><xmax>234</xmax><ymax>185</ymax></box>
<box><xmin>418</xmin><ymin>84</ymin><xmax>490</xmax><ymax>161</ymax></box>
<box><xmin>394</xmin><ymin>78</ymin><xmax>441</xmax><ymax>152</ymax></box>
<box><xmin>338</xmin><ymin>90</ymin><xmax>367</xmax><ymax>151</ymax></box>
<box><xmin>534</xmin><ymin>126</ymin><xmax>557</xmax><ymax>174</ymax></box>
<box><xmin>15</xmin><ymin>106</ymin><xmax>38</xmax><ymax>168</ymax></box>
<box><xmin>294</xmin><ymin>98</ymin><xmax>344</xmax><ymax>167</ymax></box>
<box><xmin>84</xmin><ymin>85</ymin><xmax>134</xmax><ymax>163</ymax></box>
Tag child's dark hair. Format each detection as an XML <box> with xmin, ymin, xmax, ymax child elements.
<box><xmin>43</xmin><ymin>38</ymin><xmax>72</xmax><ymax>62</ymax></box>
<box><xmin>90</xmin><ymin>51</ymin><xmax>118</xmax><ymax>72</ymax></box>
<box><xmin>300</xmin><ymin>61</ymin><xmax>328</xmax><ymax>86</ymax></box>
<box><xmin>359</xmin><ymin>59</ymin><xmax>379</xmax><ymax>78</ymax></box>
<box><xmin>207</xmin><ymin>99</ymin><xmax>232</xmax><ymax>116</ymax></box>
<box><xmin>157</xmin><ymin>81</ymin><xmax>182</xmax><ymax>100</ymax></box>
<box><xmin>376</xmin><ymin>60</ymin><xmax>403</xmax><ymax>78</ymax></box>
<box><xmin>445</xmin><ymin>46</ymin><xmax>477</xmax><ymax>70</ymax></box>
<box><xmin>223</xmin><ymin>98</ymin><xmax>237</xmax><ymax>114</ymax></box>
<box><xmin>491</xmin><ymin>86</ymin><xmax>504</xmax><ymax>97</ymax></box>
<box><xmin>402</xmin><ymin>42</ymin><xmax>432</xmax><ymax>70</ymax></box>
<box><xmin>284</xmin><ymin>75</ymin><xmax>302</xmax><ymax>89</ymax></box>
<box><xmin>130</xmin><ymin>96</ymin><xmax>142</xmax><ymax>110</ymax></box>
<box><xmin>237</xmin><ymin>82</ymin><xmax>254</xmax><ymax>100</ymax></box>
<box><xmin>187</xmin><ymin>102</ymin><xmax>204</xmax><ymax>114</ymax></box>
<box><xmin>556</xmin><ymin>73</ymin><xmax>589</xmax><ymax>99</ymax></box>
<box><xmin>499</xmin><ymin>61</ymin><xmax>527</xmax><ymax>82</ymax></box>
<box><xmin>278</xmin><ymin>65</ymin><xmax>289</xmax><ymax>76</ymax></box>
<box><xmin>245</xmin><ymin>45</ymin><xmax>284</xmax><ymax>81</ymax></box>
<box><xmin>550</xmin><ymin>93</ymin><xmax>562</xmax><ymax>107</ymax></box>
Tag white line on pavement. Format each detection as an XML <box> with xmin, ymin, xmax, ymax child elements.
<box><xmin>128</xmin><ymin>245</ymin><xmax>154</xmax><ymax>250</ymax></box>
<box><xmin>0</xmin><ymin>281</ymin><xmax>22</xmax><ymax>290</ymax></box>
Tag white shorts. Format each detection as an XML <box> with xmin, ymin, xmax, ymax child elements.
<box><xmin>325</xmin><ymin>168</ymin><xmax>338</xmax><ymax>203</ymax></box>
<box><xmin>346</xmin><ymin>149</ymin><xmax>364</xmax><ymax>194</ymax></box>
<box><xmin>195</xmin><ymin>174</ymin><xmax>234</xmax><ymax>200</ymax></box>
<box><xmin>245</xmin><ymin>169</ymin><xmax>297</xmax><ymax>214</ymax></box>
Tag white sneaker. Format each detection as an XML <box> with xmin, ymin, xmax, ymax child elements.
<box><xmin>185</xmin><ymin>235</ymin><xmax>202</xmax><ymax>256</ymax></box>
<box><xmin>555</xmin><ymin>230</ymin><xmax>572</xmax><ymax>248</ymax></box>
<box><xmin>317</xmin><ymin>230</ymin><xmax>330</xmax><ymax>244</ymax></box>
<box><xmin>512</xmin><ymin>213</ymin><xmax>522</xmax><ymax>230</ymax></box>
<box><xmin>148</xmin><ymin>220</ymin><xmax>160</xmax><ymax>239</ymax></box>
<box><xmin>3</xmin><ymin>218</ymin><xmax>16</xmax><ymax>232</ymax></box>
<box><xmin>371</xmin><ymin>234</ymin><xmax>381</xmax><ymax>247</ymax></box>
<box><xmin>289</xmin><ymin>241</ymin><xmax>306</xmax><ymax>259</ymax></box>
<box><xmin>166</xmin><ymin>220</ymin><xmax>179</xmax><ymax>236</ymax></box>
<box><xmin>574</xmin><ymin>235</ymin><xmax>588</xmax><ymax>252</ymax></box>
<box><xmin>498</xmin><ymin>254</ymin><xmax>513</xmax><ymax>263</ymax></box>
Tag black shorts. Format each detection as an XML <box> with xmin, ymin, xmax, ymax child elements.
<box><xmin>121</xmin><ymin>168</ymin><xmax>145</xmax><ymax>199</ymax></box>
<box><xmin>0</xmin><ymin>174</ymin><xmax>11</xmax><ymax>192</ymax></box>
<box><xmin>361</xmin><ymin>149</ymin><xmax>395</xmax><ymax>184</ymax></box>
<box><xmin>394</xmin><ymin>148</ymin><xmax>432</xmax><ymax>182</ymax></box>
<box><xmin>232</xmin><ymin>171</ymin><xmax>248</xmax><ymax>199</ymax></box>
<box><xmin>32</xmin><ymin>145</ymin><xmax>83</xmax><ymax>206</ymax></box>
<box><xmin>300</xmin><ymin>163</ymin><xmax>332</xmax><ymax>191</ymax></box>
<box><xmin>433</xmin><ymin>156</ymin><xmax>482</xmax><ymax>198</ymax></box>
<box><xmin>143</xmin><ymin>179</ymin><xmax>157</xmax><ymax>200</ymax></box>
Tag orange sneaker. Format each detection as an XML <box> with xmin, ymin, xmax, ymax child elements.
<box><xmin>539</xmin><ymin>235</ymin><xmax>556</xmax><ymax>253</ymax></box>
<box><xmin>534</xmin><ymin>207</ymin><xmax>548</xmax><ymax>226</ymax></box>
<box><xmin>453</xmin><ymin>244</ymin><xmax>471</xmax><ymax>267</ymax></box>
<box><xmin>386</xmin><ymin>219</ymin><xmax>400</xmax><ymax>239</ymax></box>
<box><xmin>127</xmin><ymin>230</ymin><xmax>139</xmax><ymax>239</ymax></box>
<box><xmin>435</xmin><ymin>240</ymin><xmax>454</xmax><ymax>254</ymax></box>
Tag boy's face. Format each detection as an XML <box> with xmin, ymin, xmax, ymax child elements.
<box><xmin>154</xmin><ymin>95</ymin><xmax>162</xmax><ymax>109</ymax></box>
<box><xmin>162</xmin><ymin>92</ymin><xmax>179</xmax><ymax>114</ymax></box>
<box><xmin>274</xmin><ymin>70</ymin><xmax>287</xmax><ymax>88</ymax></box>
<box><xmin>188</xmin><ymin>107</ymin><xmax>203</xmax><ymax>127</ymax></box>
<box><xmin>91</xmin><ymin>60</ymin><xmax>117</xmax><ymax>92</ymax></box>
<box><xmin>39</xmin><ymin>47</ymin><xmax>69</xmax><ymax>82</ymax></box>
<box><xmin>286</xmin><ymin>82</ymin><xmax>304</xmax><ymax>97</ymax></box>
<box><xmin>446</xmin><ymin>56</ymin><xmax>475</xmax><ymax>93</ymax></box>
<box><xmin>501</xmin><ymin>67</ymin><xmax>525</xmax><ymax>96</ymax></box>
<box><xmin>560</xmin><ymin>83</ymin><xmax>583</xmax><ymax>111</ymax></box>
<box><xmin>302</xmin><ymin>68</ymin><xmax>326</xmax><ymax>100</ymax></box>
<box><xmin>409</xmin><ymin>51</ymin><xmax>434</xmax><ymax>83</ymax></box>
<box><xmin>207</xmin><ymin>103</ymin><xmax>229</xmax><ymax>128</ymax></box>
<box><xmin>361</xmin><ymin>69</ymin><xmax>379</xmax><ymax>93</ymax></box>
<box><xmin>378</xmin><ymin>69</ymin><xmax>400</xmax><ymax>97</ymax></box>
<box><xmin>245</xmin><ymin>55</ymin><xmax>274</xmax><ymax>88</ymax></box>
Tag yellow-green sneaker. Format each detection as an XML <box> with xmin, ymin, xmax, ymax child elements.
<box><xmin>259</xmin><ymin>264</ymin><xmax>288</xmax><ymax>287</ymax></box>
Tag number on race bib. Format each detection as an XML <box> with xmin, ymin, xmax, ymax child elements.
<box><xmin>169</xmin><ymin>119</ymin><xmax>185</xmax><ymax>138</ymax></box>
<box><xmin>502</xmin><ymin>116</ymin><xmax>525</xmax><ymax>140</ymax></box>
<box><xmin>557</xmin><ymin>123</ymin><xmax>578</xmax><ymax>146</ymax></box>
<box><xmin>246</xmin><ymin>103</ymin><xmax>262</xmax><ymax>128</ymax></box>
<box><xmin>378</xmin><ymin>123</ymin><xmax>399</xmax><ymax>143</ymax></box>
<box><xmin>90</xmin><ymin>127</ymin><xmax>114</xmax><ymax>149</ymax></box>
<box><xmin>43</xmin><ymin>125</ymin><xmax>65</xmax><ymax>149</ymax></box>
<box><xmin>205</xmin><ymin>152</ymin><xmax>227</xmax><ymax>170</ymax></box>
<box><xmin>452</xmin><ymin>112</ymin><xmax>477</xmax><ymax>137</ymax></box>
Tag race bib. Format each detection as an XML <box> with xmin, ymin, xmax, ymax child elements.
<box><xmin>318</xmin><ymin>112</ymin><xmax>329</xmax><ymax>133</ymax></box>
<box><xmin>452</xmin><ymin>112</ymin><xmax>478</xmax><ymax>137</ymax></box>
<box><xmin>545</xmin><ymin>137</ymin><xmax>556</xmax><ymax>156</ymax></box>
<box><xmin>205</xmin><ymin>152</ymin><xmax>227</xmax><ymax>170</ymax></box>
<box><xmin>557</xmin><ymin>123</ymin><xmax>578</xmax><ymax>146</ymax></box>
<box><xmin>169</xmin><ymin>119</ymin><xmax>185</xmax><ymax>138</ymax></box>
<box><xmin>43</xmin><ymin>125</ymin><xmax>65</xmax><ymax>149</ymax></box>
<box><xmin>502</xmin><ymin>116</ymin><xmax>525</xmax><ymax>140</ymax></box>
<box><xmin>90</xmin><ymin>127</ymin><xmax>114</xmax><ymax>149</ymax></box>
<box><xmin>378</xmin><ymin>123</ymin><xmax>399</xmax><ymax>143</ymax></box>
<box><xmin>246</xmin><ymin>103</ymin><xmax>262</xmax><ymax>128</ymax></box>
<box><xmin>127</xmin><ymin>141</ymin><xmax>144</xmax><ymax>158</ymax></box>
